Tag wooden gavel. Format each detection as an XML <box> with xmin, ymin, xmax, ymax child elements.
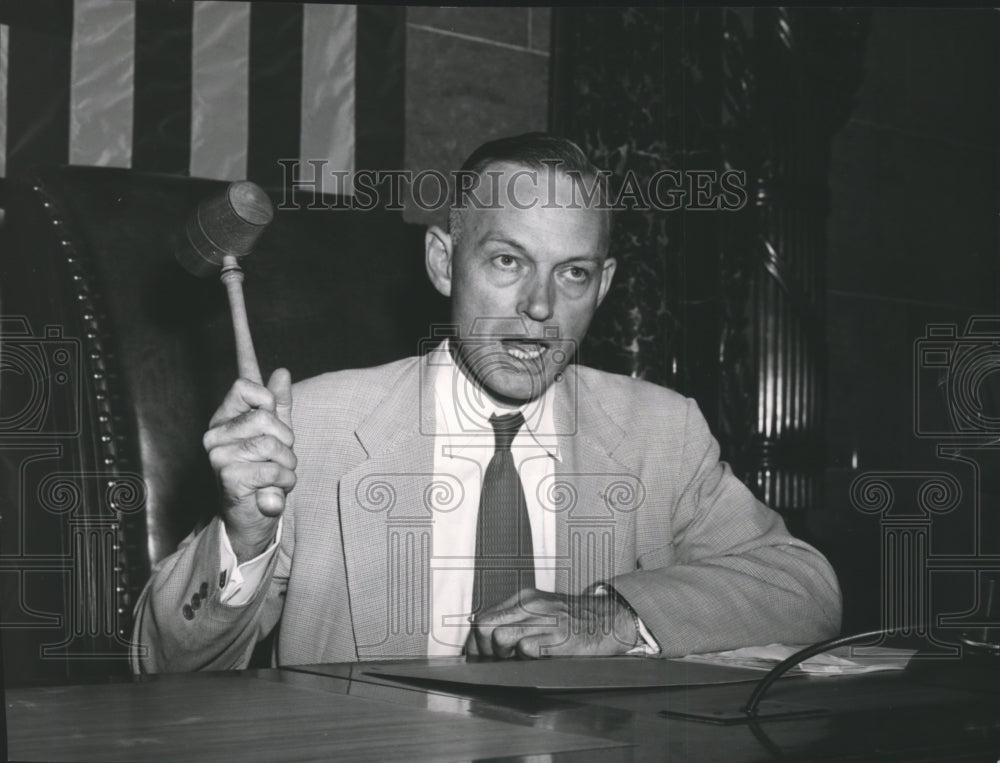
<box><xmin>175</xmin><ymin>181</ymin><xmax>285</xmax><ymax>515</ymax></box>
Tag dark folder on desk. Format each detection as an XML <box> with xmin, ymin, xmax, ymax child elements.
<box><xmin>360</xmin><ymin>657</ymin><xmax>764</xmax><ymax>691</ymax></box>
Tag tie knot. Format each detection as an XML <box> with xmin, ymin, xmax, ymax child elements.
<box><xmin>489</xmin><ymin>411</ymin><xmax>524</xmax><ymax>452</ymax></box>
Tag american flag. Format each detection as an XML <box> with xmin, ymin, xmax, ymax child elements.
<box><xmin>0</xmin><ymin>0</ymin><xmax>403</xmax><ymax>198</ymax></box>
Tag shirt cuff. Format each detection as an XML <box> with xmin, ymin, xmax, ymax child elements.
<box><xmin>589</xmin><ymin>582</ymin><xmax>661</xmax><ymax>656</ymax></box>
<box><xmin>632</xmin><ymin>615</ymin><xmax>660</xmax><ymax>657</ymax></box>
<box><xmin>217</xmin><ymin>517</ymin><xmax>283</xmax><ymax>606</ymax></box>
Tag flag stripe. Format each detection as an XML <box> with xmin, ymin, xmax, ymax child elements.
<box><xmin>355</xmin><ymin>6</ymin><xmax>405</xmax><ymax>174</ymax></box>
<box><xmin>0</xmin><ymin>24</ymin><xmax>9</xmax><ymax>179</ymax></box>
<box><xmin>0</xmin><ymin>3</ymin><xmax>379</xmax><ymax>193</ymax></box>
<box><xmin>300</xmin><ymin>4</ymin><xmax>355</xmax><ymax>196</ymax></box>
<box><xmin>132</xmin><ymin>1</ymin><xmax>193</xmax><ymax>174</ymax></box>
<box><xmin>5</xmin><ymin>2</ymin><xmax>73</xmax><ymax>178</ymax></box>
<box><xmin>69</xmin><ymin>0</ymin><xmax>134</xmax><ymax>169</ymax></box>
<box><xmin>190</xmin><ymin>1</ymin><xmax>250</xmax><ymax>181</ymax></box>
<box><xmin>247</xmin><ymin>2</ymin><xmax>303</xmax><ymax>190</ymax></box>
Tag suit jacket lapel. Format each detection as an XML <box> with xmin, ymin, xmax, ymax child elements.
<box><xmin>553</xmin><ymin>366</ymin><xmax>642</xmax><ymax>594</ymax></box>
<box><xmin>339</xmin><ymin>356</ymin><xmax>436</xmax><ymax>660</ymax></box>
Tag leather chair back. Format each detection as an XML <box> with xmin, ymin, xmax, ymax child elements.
<box><xmin>0</xmin><ymin>166</ymin><xmax>445</xmax><ymax>684</ymax></box>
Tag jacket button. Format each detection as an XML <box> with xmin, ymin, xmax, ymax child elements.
<box><xmin>219</xmin><ymin>570</ymin><xmax>227</xmax><ymax>589</ymax></box>
<box><xmin>191</xmin><ymin>593</ymin><xmax>201</xmax><ymax>609</ymax></box>
<box><xmin>199</xmin><ymin>581</ymin><xmax>209</xmax><ymax>598</ymax></box>
<box><xmin>182</xmin><ymin>604</ymin><xmax>194</xmax><ymax>620</ymax></box>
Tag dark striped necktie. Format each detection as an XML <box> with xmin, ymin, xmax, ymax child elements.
<box><xmin>471</xmin><ymin>411</ymin><xmax>535</xmax><ymax>616</ymax></box>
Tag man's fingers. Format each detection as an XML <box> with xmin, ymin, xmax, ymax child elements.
<box><xmin>255</xmin><ymin>487</ymin><xmax>286</xmax><ymax>516</ymax></box>
<box><xmin>210</xmin><ymin>378</ymin><xmax>276</xmax><ymax>428</ymax></box>
<box><xmin>467</xmin><ymin>592</ymin><xmax>625</xmax><ymax>660</ymax></box>
<box><xmin>207</xmin><ymin>435</ymin><xmax>297</xmax><ymax>472</ymax></box>
<box><xmin>203</xmin><ymin>408</ymin><xmax>294</xmax><ymax>451</ymax></box>
<box><xmin>474</xmin><ymin>589</ymin><xmax>542</xmax><ymax>627</ymax></box>
<box><xmin>470</xmin><ymin>590</ymin><xmax>536</xmax><ymax>658</ymax></box>
<box><xmin>490</xmin><ymin>622</ymin><xmax>545</xmax><ymax>659</ymax></box>
<box><xmin>219</xmin><ymin>462</ymin><xmax>297</xmax><ymax>496</ymax></box>
<box><xmin>520</xmin><ymin>629</ymin><xmax>621</xmax><ymax>658</ymax></box>
<box><xmin>267</xmin><ymin>368</ymin><xmax>293</xmax><ymax>428</ymax></box>
<box><xmin>513</xmin><ymin>633</ymin><xmax>553</xmax><ymax>659</ymax></box>
<box><xmin>475</xmin><ymin>619</ymin><xmax>566</xmax><ymax>660</ymax></box>
<box><xmin>472</xmin><ymin>622</ymin><xmax>494</xmax><ymax>658</ymax></box>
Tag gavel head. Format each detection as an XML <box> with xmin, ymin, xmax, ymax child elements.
<box><xmin>176</xmin><ymin>180</ymin><xmax>275</xmax><ymax>278</ymax></box>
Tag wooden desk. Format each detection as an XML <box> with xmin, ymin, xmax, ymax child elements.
<box><xmin>7</xmin><ymin>659</ymin><xmax>1000</xmax><ymax>761</ymax></box>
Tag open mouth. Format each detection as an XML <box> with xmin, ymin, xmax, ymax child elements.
<box><xmin>500</xmin><ymin>338</ymin><xmax>548</xmax><ymax>361</ymax></box>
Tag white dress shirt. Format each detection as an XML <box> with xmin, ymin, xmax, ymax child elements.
<box><xmin>425</xmin><ymin>341</ymin><xmax>560</xmax><ymax>654</ymax></box>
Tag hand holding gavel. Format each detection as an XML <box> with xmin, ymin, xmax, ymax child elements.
<box><xmin>176</xmin><ymin>182</ymin><xmax>296</xmax><ymax>562</ymax></box>
<box><xmin>202</xmin><ymin>369</ymin><xmax>295</xmax><ymax>562</ymax></box>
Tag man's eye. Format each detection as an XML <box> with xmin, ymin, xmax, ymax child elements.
<box><xmin>565</xmin><ymin>266</ymin><xmax>590</xmax><ymax>282</ymax></box>
<box><xmin>494</xmin><ymin>255</ymin><xmax>518</xmax><ymax>269</ymax></box>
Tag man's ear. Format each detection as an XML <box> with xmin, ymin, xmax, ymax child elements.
<box><xmin>425</xmin><ymin>225</ymin><xmax>453</xmax><ymax>298</ymax></box>
<box><xmin>596</xmin><ymin>257</ymin><xmax>617</xmax><ymax>307</ymax></box>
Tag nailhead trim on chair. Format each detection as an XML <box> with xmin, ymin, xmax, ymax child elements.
<box><xmin>32</xmin><ymin>180</ymin><xmax>148</xmax><ymax>647</ymax></box>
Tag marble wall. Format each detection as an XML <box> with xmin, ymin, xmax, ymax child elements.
<box><xmin>403</xmin><ymin>8</ymin><xmax>551</xmax><ymax>229</ymax></box>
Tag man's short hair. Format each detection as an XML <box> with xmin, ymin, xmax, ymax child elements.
<box><xmin>449</xmin><ymin>132</ymin><xmax>610</xmax><ymax>248</ymax></box>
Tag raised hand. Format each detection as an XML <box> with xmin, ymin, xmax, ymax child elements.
<box><xmin>203</xmin><ymin>368</ymin><xmax>295</xmax><ymax>562</ymax></box>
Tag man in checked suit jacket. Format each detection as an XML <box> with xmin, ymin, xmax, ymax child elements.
<box><xmin>132</xmin><ymin>134</ymin><xmax>841</xmax><ymax>673</ymax></box>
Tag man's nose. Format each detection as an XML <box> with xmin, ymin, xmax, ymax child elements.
<box><xmin>518</xmin><ymin>276</ymin><xmax>555</xmax><ymax>323</ymax></box>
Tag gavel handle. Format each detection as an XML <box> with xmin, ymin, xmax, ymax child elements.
<box><xmin>220</xmin><ymin>255</ymin><xmax>262</xmax><ymax>382</ymax></box>
<box><xmin>220</xmin><ymin>254</ymin><xmax>286</xmax><ymax>516</ymax></box>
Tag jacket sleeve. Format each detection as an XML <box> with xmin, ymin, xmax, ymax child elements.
<box><xmin>130</xmin><ymin>515</ymin><xmax>289</xmax><ymax>674</ymax></box>
<box><xmin>610</xmin><ymin>398</ymin><xmax>842</xmax><ymax>657</ymax></box>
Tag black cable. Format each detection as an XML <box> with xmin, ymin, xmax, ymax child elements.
<box><xmin>743</xmin><ymin>628</ymin><xmax>892</xmax><ymax>718</ymax></box>
<box><xmin>747</xmin><ymin>717</ymin><xmax>789</xmax><ymax>762</ymax></box>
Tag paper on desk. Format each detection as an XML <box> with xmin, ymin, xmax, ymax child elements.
<box><xmin>363</xmin><ymin>656</ymin><xmax>765</xmax><ymax>690</ymax></box>
<box><xmin>680</xmin><ymin>644</ymin><xmax>917</xmax><ymax>675</ymax></box>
